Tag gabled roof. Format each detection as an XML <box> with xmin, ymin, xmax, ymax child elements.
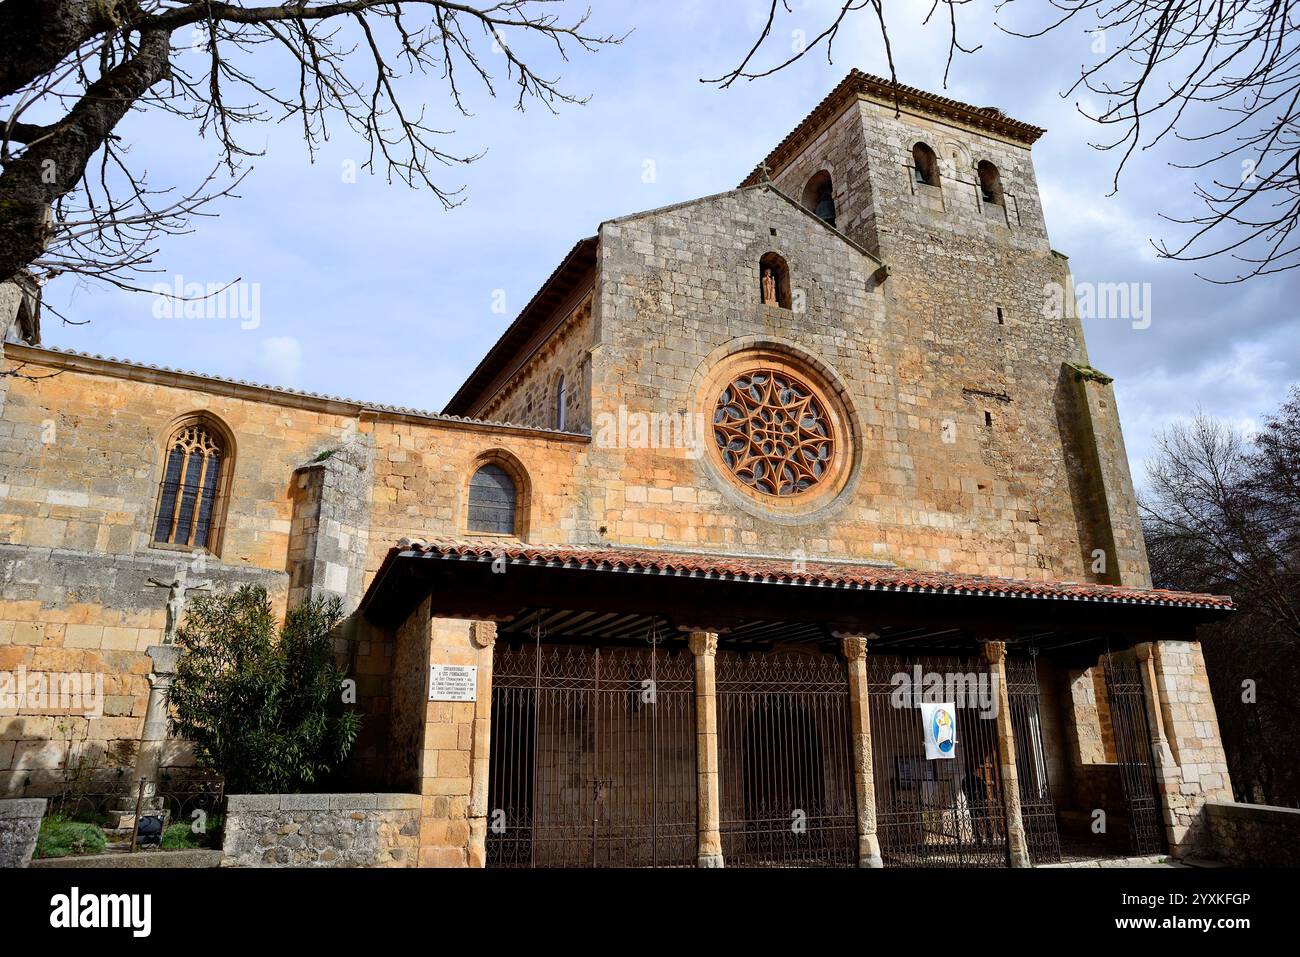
<box><xmin>365</xmin><ymin>538</ymin><xmax>1234</xmax><ymax>613</ymax></box>
<box><xmin>606</xmin><ymin>183</ymin><xmax>883</xmax><ymax>266</ymax></box>
<box><xmin>739</xmin><ymin>68</ymin><xmax>1047</xmax><ymax>188</ymax></box>
<box><xmin>442</xmin><ymin>236</ymin><xmax>597</xmax><ymax>416</ymax></box>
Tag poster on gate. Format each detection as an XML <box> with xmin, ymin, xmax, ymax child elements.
<box><xmin>921</xmin><ymin>702</ymin><xmax>957</xmax><ymax>759</ymax></box>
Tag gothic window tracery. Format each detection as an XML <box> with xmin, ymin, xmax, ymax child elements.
<box><xmin>153</xmin><ymin>419</ymin><xmax>228</xmax><ymax>551</ymax></box>
<box><xmin>713</xmin><ymin>369</ymin><xmax>834</xmax><ymax>497</ymax></box>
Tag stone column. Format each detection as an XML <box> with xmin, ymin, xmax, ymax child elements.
<box><xmin>838</xmin><ymin>634</ymin><xmax>884</xmax><ymax>868</ymax></box>
<box><xmin>110</xmin><ymin>645</ymin><xmax>181</xmax><ymax>827</ymax></box>
<box><xmin>136</xmin><ymin>645</ymin><xmax>182</xmax><ymax>795</ymax></box>
<box><xmin>467</xmin><ymin>620</ymin><xmax>496</xmax><ymax>869</ymax></box>
<box><xmin>409</xmin><ymin>613</ymin><xmax>498</xmax><ymax>868</ymax></box>
<box><xmin>982</xmin><ymin>640</ymin><xmax>1032</xmax><ymax>868</ymax></box>
<box><xmin>688</xmin><ymin>630</ymin><xmax>724</xmax><ymax>868</ymax></box>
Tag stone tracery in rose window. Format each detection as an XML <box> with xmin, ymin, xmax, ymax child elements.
<box><xmin>713</xmin><ymin>368</ymin><xmax>835</xmax><ymax>496</ymax></box>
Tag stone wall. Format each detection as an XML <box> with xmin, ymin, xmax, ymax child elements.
<box><xmin>1203</xmin><ymin>801</ymin><xmax>1300</xmax><ymax>867</ymax></box>
<box><xmin>1148</xmin><ymin>639</ymin><xmax>1233</xmax><ymax>854</ymax></box>
<box><xmin>0</xmin><ymin>796</ymin><xmax>45</xmax><ymax>867</ymax></box>
<box><xmin>221</xmin><ymin>792</ymin><xmax>420</xmax><ymax>867</ymax></box>
<box><xmin>477</xmin><ymin>294</ymin><xmax>595</xmax><ymax>433</ymax></box>
<box><xmin>760</xmin><ymin>94</ymin><xmax>1146</xmax><ymax>586</ymax></box>
<box><xmin>0</xmin><ymin>348</ymin><xmax>587</xmax><ymax>795</ymax></box>
<box><xmin>287</xmin><ymin>437</ymin><xmax>375</xmax><ymax>610</ymax></box>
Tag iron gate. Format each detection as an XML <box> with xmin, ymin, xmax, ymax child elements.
<box><xmin>868</xmin><ymin>653</ymin><xmax>1008</xmax><ymax>867</ymax></box>
<box><xmin>1102</xmin><ymin>651</ymin><xmax>1166</xmax><ymax>856</ymax></box>
<box><xmin>1006</xmin><ymin>654</ymin><xmax>1062</xmax><ymax>864</ymax></box>
<box><xmin>485</xmin><ymin>641</ymin><xmax>697</xmax><ymax>868</ymax></box>
<box><xmin>717</xmin><ymin>650</ymin><xmax>857</xmax><ymax>867</ymax></box>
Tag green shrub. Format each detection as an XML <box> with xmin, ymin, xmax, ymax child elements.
<box><xmin>37</xmin><ymin>816</ymin><xmax>107</xmax><ymax>858</ymax></box>
<box><xmin>169</xmin><ymin>586</ymin><xmax>362</xmax><ymax>794</ymax></box>
<box><xmin>160</xmin><ymin>821</ymin><xmax>199</xmax><ymax>850</ymax></box>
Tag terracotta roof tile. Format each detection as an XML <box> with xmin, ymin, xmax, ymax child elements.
<box><xmin>392</xmin><ymin>539</ymin><xmax>1234</xmax><ymax>610</ymax></box>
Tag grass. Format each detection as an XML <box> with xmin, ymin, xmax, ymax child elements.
<box><xmin>36</xmin><ymin>815</ymin><xmax>108</xmax><ymax>859</ymax></box>
<box><xmin>161</xmin><ymin>813</ymin><xmax>224</xmax><ymax>850</ymax></box>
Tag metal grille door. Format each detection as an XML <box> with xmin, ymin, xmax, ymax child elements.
<box><xmin>868</xmin><ymin>654</ymin><xmax>1008</xmax><ymax>867</ymax></box>
<box><xmin>716</xmin><ymin>650</ymin><xmax>857</xmax><ymax>867</ymax></box>
<box><xmin>1103</xmin><ymin>652</ymin><xmax>1166</xmax><ymax>856</ymax></box>
<box><xmin>486</xmin><ymin>642</ymin><xmax>697</xmax><ymax>868</ymax></box>
<box><xmin>1006</xmin><ymin>655</ymin><xmax>1061</xmax><ymax>864</ymax></box>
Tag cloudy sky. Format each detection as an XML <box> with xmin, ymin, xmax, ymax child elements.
<box><xmin>39</xmin><ymin>0</ymin><xmax>1299</xmax><ymax>488</ymax></box>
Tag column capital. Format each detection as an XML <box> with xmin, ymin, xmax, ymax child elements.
<box><xmin>146</xmin><ymin>644</ymin><xmax>182</xmax><ymax>677</ymax></box>
<box><xmin>838</xmin><ymin>635</ymin><xmax>869</xmax><ymax>661</ymax></box>
<box><xmin>470</xmin><ymin>620</ymin><xmax>498</xmax><ymax>649</ymax></box>
<box><xmin>981</xmin><ymin>639</ymin><xmax>1007</xmax><ymax>665</ymax></box>
<box><xmin>687</xmin><ymin>631</ymin><xmax>718</xmax><ymax>657</ymax></box>
<box><xmin>1133</xmin><ymin>641</ymin><xmax>1155</xmax><ymax>662</ymax></box>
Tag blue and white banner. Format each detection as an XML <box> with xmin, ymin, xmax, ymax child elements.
<box><xmin>921</xmin><ymin>702</ymin><xmax>957</xmax><ymax>760</ymax></box>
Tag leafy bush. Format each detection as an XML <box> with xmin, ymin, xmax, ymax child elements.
<box><xmin>169</xmin><ymin>586</ymin><xmax>362</xmax><ymax>794</ymax></box>
<box><xmin>37</xmin><ymin>816</ymin><xmax>107</xmax><ymax>858</ymax></box>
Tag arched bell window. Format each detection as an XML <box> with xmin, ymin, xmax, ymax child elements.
<box><xmin>467</xmin><ymin>463</ymin><xmax>518</xmax><ymax>535</ymax></box>
<box><xmin>152</xmin><ymin>417</ymin><xmax>231</xmax><ymax>552</ymax></box>
<box><xmin>912</xmin><ymin>142</ymin><xmax>939</xmax><ymax>187</ymax></box>
<box><xmin>801</xmin><ymin>171</ymin><xmax>836</xmax><ymax>227</ymax></box>
<box><xmin>978</xmin><ymin>160</ymin><xmax>1004</xmax><ymax>207</ymax></box>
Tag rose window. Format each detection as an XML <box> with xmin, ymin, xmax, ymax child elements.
<box><xmin>713</xmin><ymin>369</ymin><xmax>834</xmax><ymax>496</ymax></box>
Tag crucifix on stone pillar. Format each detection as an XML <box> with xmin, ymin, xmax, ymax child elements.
<box><xmin>146</xmin><ymin>566</ymin><xmax>212</xmax><ymax>644</ymax></box>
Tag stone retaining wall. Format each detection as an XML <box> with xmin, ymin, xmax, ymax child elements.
<box><xmin>0</xmin><ymin>797</ymin><xmax>46</xmax><ymax>867</ymax></box>
<box><xmin>1204</xmin><ymin>801</ymin><xmax>1300</xmax><ymax>867</ymax></box>
<box><xmin>222</xmin><ymin>793</ymin><xmax>420</xmax><ymax>867</ymax></box>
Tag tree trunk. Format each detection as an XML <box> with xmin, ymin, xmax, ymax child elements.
<box><xmin>0</xmin><ymin>23</ymin><xmax>172</xmax><ymax>284</ymax></box>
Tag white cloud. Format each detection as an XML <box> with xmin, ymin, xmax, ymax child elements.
<box><xmin>256</xmin><ymin>336</ymin><xmax>304</xmax><ymax>386</ymax></box>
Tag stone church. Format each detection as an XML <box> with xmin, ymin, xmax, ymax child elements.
<box><xmin>0</xmin><ymin>70</ymin><xmax>1233</xmax><ymax>868</ymax></box>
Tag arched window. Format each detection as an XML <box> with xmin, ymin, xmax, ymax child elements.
<box><xmin>978</xmin><ymin>161</ymin><xmax>1004</xmax><ymax>206</ymax></box>
<box><xmin>801</xmin><ymin>171</ymin><xmax>836</xmax><ymax>227</ymax></box>
<box><xmin>467</xmin><ymin>464</ymin><xmax>518</xmax><ymax>535</ymax></box>
<box><xmin>758</xmin><ymin>252</ymin><xmax>792</xmax><ymax>309</ymax></box>
<box><xmin>153</xmin><ymin>417</ymin><xmax>230</xmax><ymax>551</ymax></box>
<box><xmin>555</xmin><ymin>374</ymin><xmax>567</xmax><ymax>431</ymax></box>
<box><xmin>912</xmin><ymin>142</ymin><xmax>939</xmax><ymax>187</ymax></box>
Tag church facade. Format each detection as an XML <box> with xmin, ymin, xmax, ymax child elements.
<box><xmin>0</xmin><ymin>71</ymin><xmax>1233</xmax><ymax>867</ymax></box>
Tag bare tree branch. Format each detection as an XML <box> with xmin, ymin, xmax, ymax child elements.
<box><xmin>1</xmin><ymin>0</ymin><xmax>626</xmax><ymax>299</ymax></box>
<box><xmin>708</xmin><ymin>0</ymin><xmax>1300</xmax><ymax>282</ymax></box>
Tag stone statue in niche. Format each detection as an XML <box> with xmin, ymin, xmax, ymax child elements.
<box><xmin>761</xmin><ymin>268</ymin><xmax>778</xmax><ymax>306</ymax></box>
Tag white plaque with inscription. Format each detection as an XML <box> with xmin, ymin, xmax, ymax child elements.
<box><xmin>428</xmin><ymin>664</ymin><xmax>478</xmax><ymax>702</ymax></box>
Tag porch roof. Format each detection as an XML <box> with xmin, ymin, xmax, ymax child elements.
<box><xmin>359</xmin><ymin>538</ymin><xmax>1234</xmax><ymax>632</ymax></box>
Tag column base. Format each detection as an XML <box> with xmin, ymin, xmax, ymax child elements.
<box><xmin>1009</xmin><ymin>848</ymin><xmax>1032</xmax><ymax>868</ymax></box>
<box><xmin>858</xmin><ymin>833</ymin><xmax>884</xmax><ymax>868</ymax></box>
<box><xmin>698</xmin><ymin>853</ymin><xmax>725</xmax><ymax>869</ymax></box>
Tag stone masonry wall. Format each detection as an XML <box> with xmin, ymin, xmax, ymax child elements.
<box><xmin>761</xmin><ymin>95</ymin><xmax>1146</xmax><ymax>586</ymax></box>
<box><xmin>1203</xmin><ymin>801</ymin><xmax>1300</xmax><ymax>867</ymax></box>
<box><xmin>222</xmin><ymin>792</ymin><xmax>420</xmax><ymax>867</ymax></box>
<box><xmin>0</xmin><ymin>797</ymin><xmax>45</xmax><ymax>867</ymax></box>
<box><xmin>1151</xmin><ymin>638</ymin><xmax>1233</xmax><ymax>854</ymax></box>
<box><xmin>0</xmin><ymin>349</ymin><xmax>588</xmax><ymax>796</ymax></box>
<box><xmin>591</xmin><ymin>176</ymin><xmax>1110</xmax><ymax>581</ymax></box>
<box><xmin>477</xmin><ymin>295</ymin><xmax>595</xmax><ymax>434</ymax></box>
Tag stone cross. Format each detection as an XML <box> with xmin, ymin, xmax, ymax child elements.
<box><xmin>146</xmin><ymin>566</ymin><xmax>212</xmax><ymax>644</ymax></box>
